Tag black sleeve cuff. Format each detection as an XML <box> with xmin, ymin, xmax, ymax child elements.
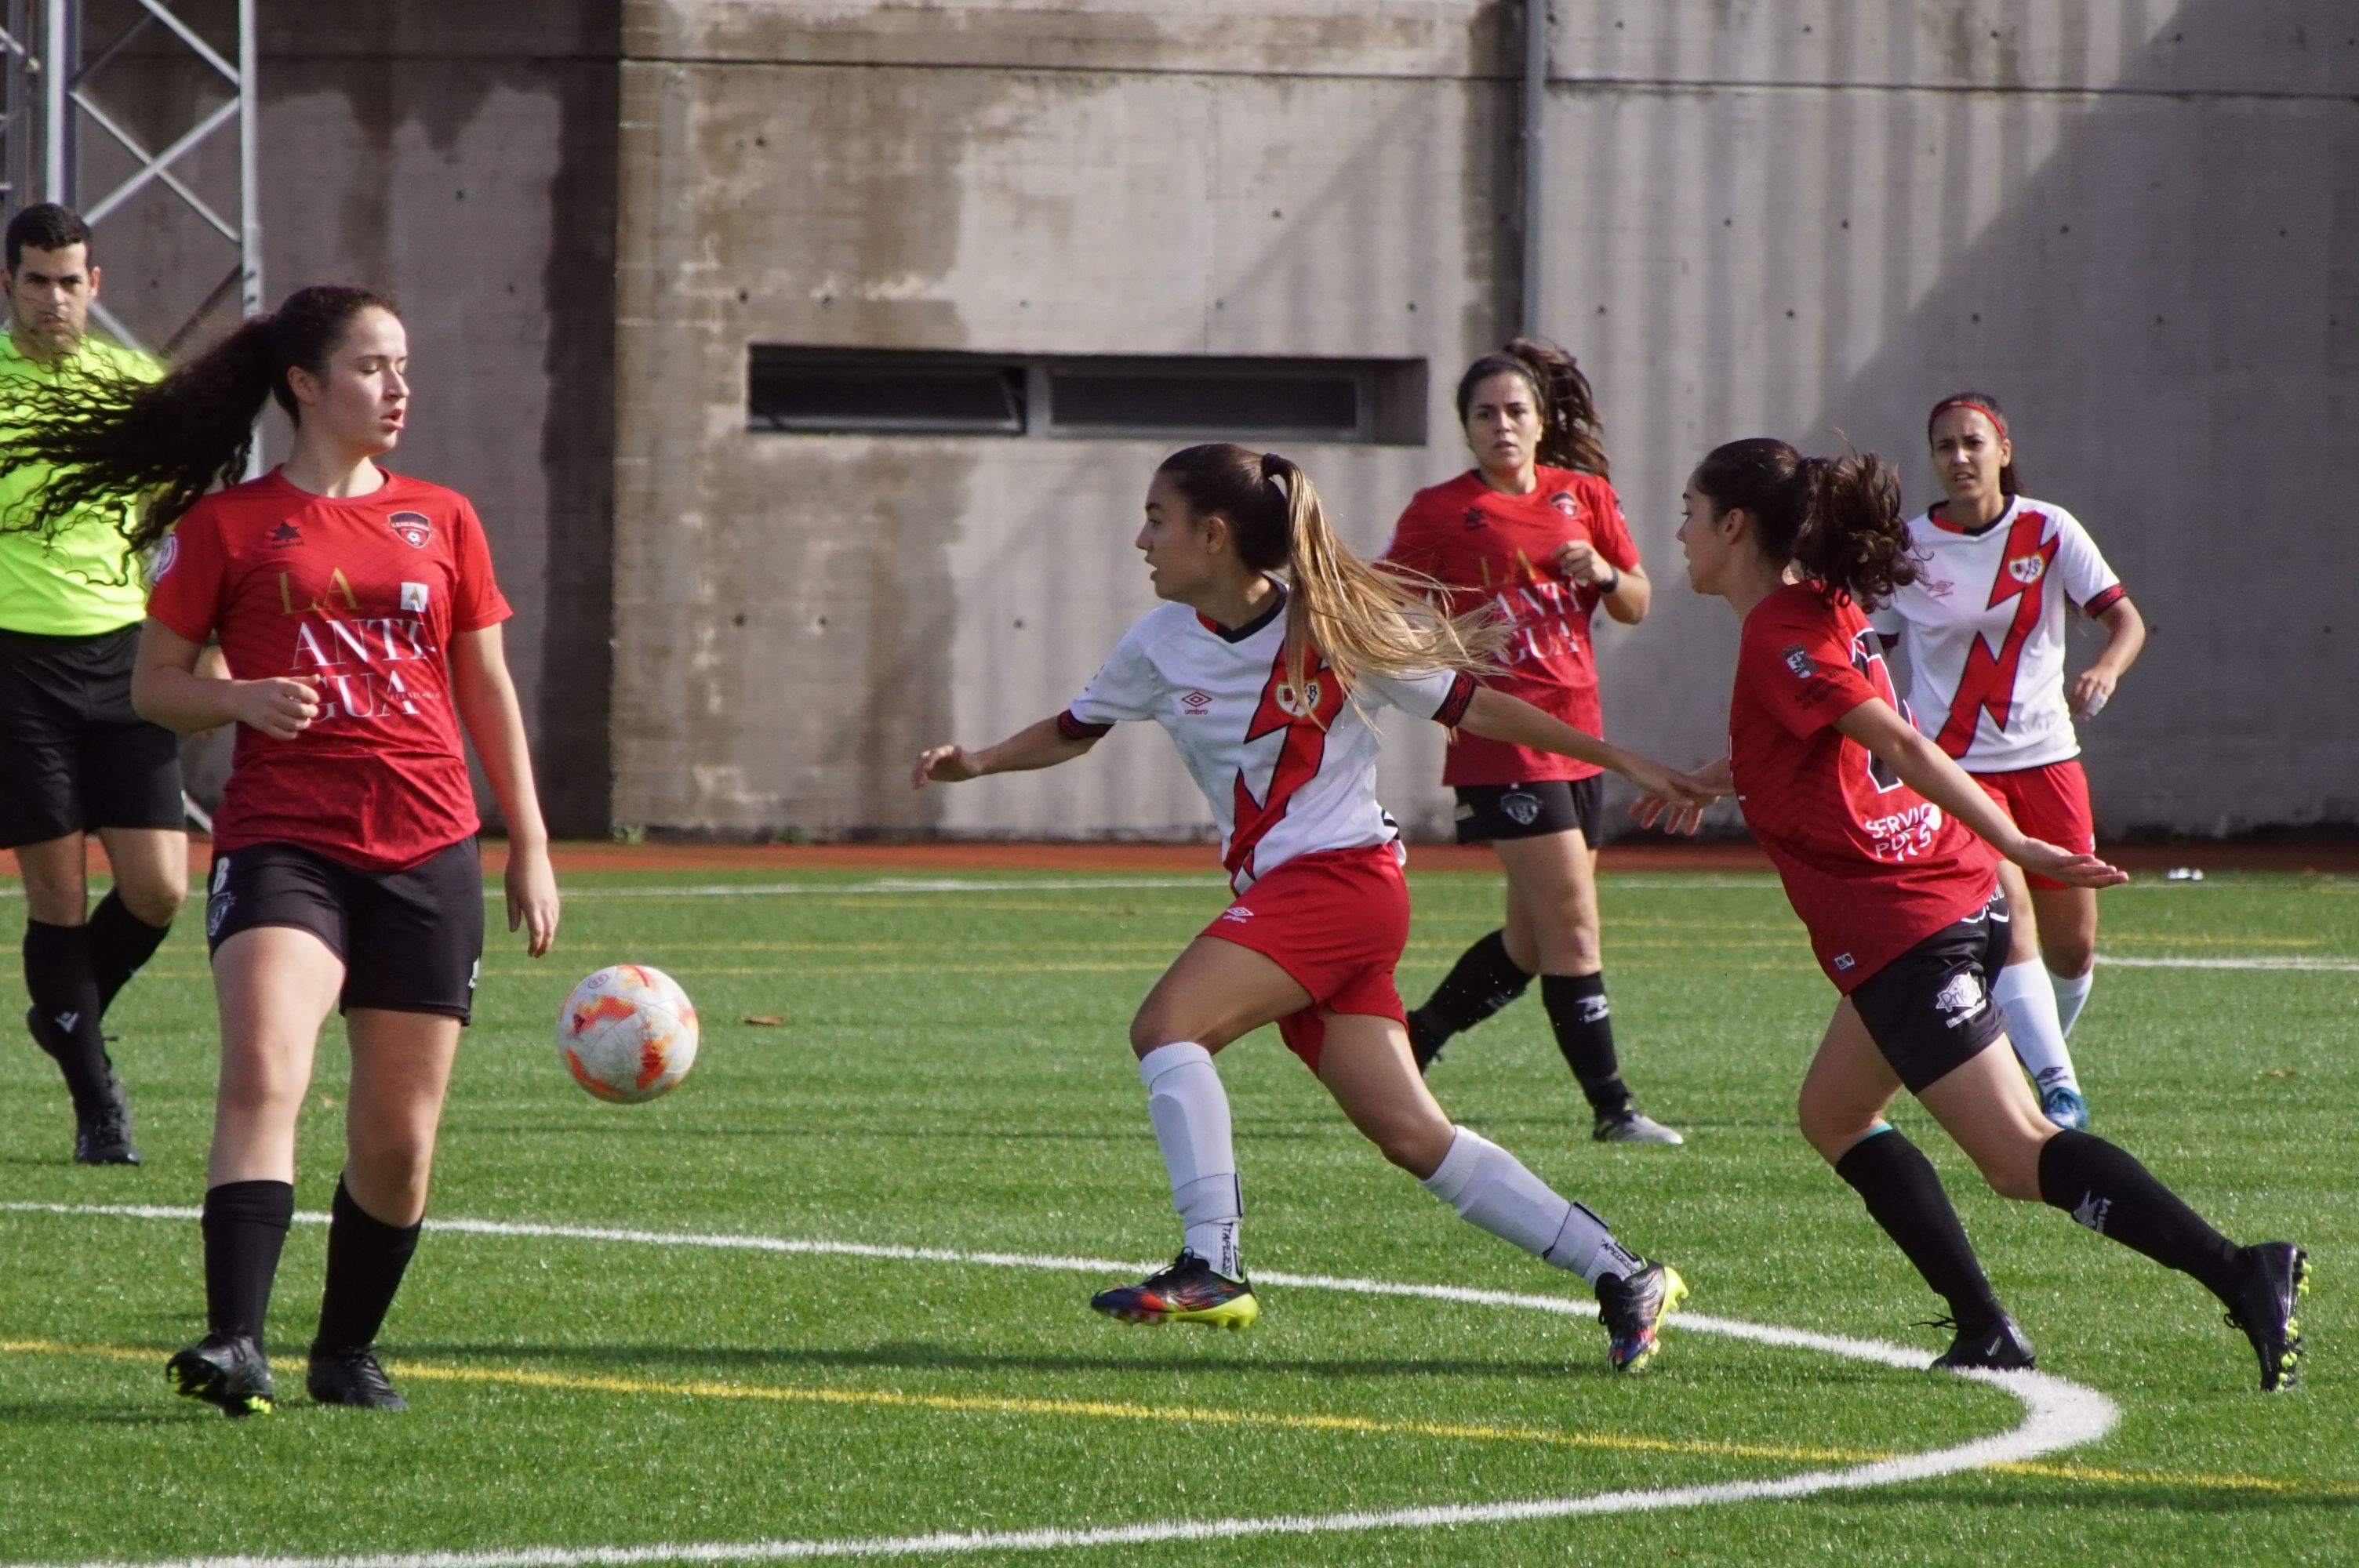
<box><xmin>1056</xmin><ymin>710</ymin><xmax>1114</xmax><ymax>741</ymax></box>
<box><xmin>1431</xmin><ymin>671</ymin><xmax>1478</xmax><ymax>728</ymax></box>
<box><xmin>2081</xmin><ymin>584</ymin><xmax>2128</xmax><ymax>619</ymax></box>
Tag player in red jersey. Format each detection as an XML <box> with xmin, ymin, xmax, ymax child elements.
<box><xmin>0</xmin><ymin>285</ymin><xmax>561</xmax><ymax>1415</ymax></box>
<box><xmin>915</xmin><ymin>444</ymin><xmax>1715</xmax><ymax>1372</ymax></box>
<box><xmin>1660</xmin><ymin>436</ymin><xmax>2304</xmax><ymax>1391</ymax></box>
<box><xmin>1382</xmin><ymin>340</ymin><xmax>1678</xmax><ymax>1144</ymax></box>
<box><xmin>1869</xmin><ymin>394</ymin><xmax>2147</xmax><ymax>1131</ymax></box>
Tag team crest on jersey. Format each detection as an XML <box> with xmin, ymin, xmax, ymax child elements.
<box><xmin>1461</xmin><ymin>506</ymin><xmax>1489</xmax><ymax>531</ymax></box>
<box><xmin>1547</xmin><ymin>490</ymin><xmax>1579</xmax><ymax>519</ymax></box>
<box><xmin>1933</xmin><ymin>971</ymin><xmax>1987</xmax><ymax>1027</ymax></box>
<box><xmin>267</xmin><ymin>521</ymin><xmax>302</xmax><ymax>549</ymax></box>
<box><xmin>387</xmin><ymin>511</ymin><xmax>433</xmax><ymax>549</ymax></box>
<box><xmin>2006</xmin><ymin>554</ymin><xmax>2046</xmax><ymax>586</ymax></box>
<box><xmin>1274</xmin><ymin>679</ymin><xmax>1324</xmax><ymax>719</ymax></box>
<box><xmin>1780</xmin><ymin>644</ymin><xmax>1816</xmax><ymax>681</ymax></box>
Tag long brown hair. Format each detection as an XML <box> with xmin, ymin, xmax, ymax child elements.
<box><xmin>0</xmin><ymin>284</ymin><xmax>398</xmax><ymax>554</ymax></box>
<box><xmin>1692</xmin><ymin>437</ymin><xmax>1921</xmax><ymax>606</ymax></box>
<box><xmin>1455</xmin><ymin>336</ymin><xmax>1609</xmax><ymax>477</ymax></box>
<box><xmin>1155</xmin><ymin>444</ymin><xmax>1504</xmax><ymax>709</ymax></box>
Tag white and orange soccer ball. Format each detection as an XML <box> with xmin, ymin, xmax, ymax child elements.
<box><xmin>558</xmin><ymin>964</ymin><xmax>700</xmax><ymax>1103</ymax></box>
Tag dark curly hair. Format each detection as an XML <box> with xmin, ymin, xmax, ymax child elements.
<box><xmin>0</xmin><ymin>284</ymin><xmax>398</xmax><ymax>554</ymax></box>
<box><xmin>1692</xmin><ymin>437</ymin><xmax>1921</xmax><ymax>607</ymax></box>
<box><xmin>1453</xmin><ymin>336</ymin><xmax>1609</xmax><ymax>477</ymax></box>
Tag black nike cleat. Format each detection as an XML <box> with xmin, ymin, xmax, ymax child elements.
<box><xmin>1090</xmin><ymin>1250</ymin><xmax>1258</xmax><ymax>1329</ymax></box>
<box><xmin>30</xmin><ymin>1007</ymin><xmax>141</xmax><ymax>1164</ymax></box>
<box><xmin>1927</xmin><ymin>1313</ymin><xmax>2037</xmax><ymax>1372</ymax></box>
<box><xmin>1595</xmin><ymin>1261</ymin><xmax>1687</xmax><ymax>1372</ymax></box>
<box><xmin>167</xmin><ymin>1334</ymin><xmax>275</xmax><ymax>1417</ymax></box>
<box><xmin>1405</xmin><ymin>1008</ymin><xmax>1446</xmax><ymax>1074</ymax></box>
<box><xmin>308</xmin><ymin>1345</ymin><xmax>408</xmax><ymax>1410</ymax></box>
<box><xmin>2223</xmin><ymin>1242</ymin><xmax>2309</xmax><ymax>1393</ymax></box>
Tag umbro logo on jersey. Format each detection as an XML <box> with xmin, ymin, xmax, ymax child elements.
<box><xmin>2006</xmin><ymin>554</ymin><xmax>2046</xmax><ymax>585</ymax></box>
<box><xmin>267</xmin><ymin>521</ymin><xmax>303</xmax><ymax>548</ymax></box>
<box><xmin>1180</xmin><ymin>690</ymin><xmax>1212</xmax><ymax>713</ymax></box>
<box><xmin>1780</xmin><ymin>644</ymin><xmax>1816</xmax><ymax>681</ymax></box>
<box><xmin>388</xmin><ymin>511</ymin><xmax>433</xmax><ymax>549</ymax></box>
<box><xmin>1216</xmin><ymin>906</ymin><xmax>1255</xmax><ymax>924</ymax></box>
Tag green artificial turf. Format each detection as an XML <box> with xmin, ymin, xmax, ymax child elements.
<box><xmin>1</xmin><ymin>864</ymin><xmax>2350</xmax><ymax>1566</ymax></box>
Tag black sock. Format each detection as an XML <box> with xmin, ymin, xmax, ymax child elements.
<box><xmin>1411</xmin><ymin>929</ymin><xmax>1532</xmax><ymax>1046</ymax></box>
<box><xmin>1835</xmin><ymin>1129</ymin><xmax>2005</xmax><ymax>1327</ymax></box>
<box><xmin>24</xmin><ymin>920</ymin><xmax>113</xmax><ymax>1116</ymax></box>
<box><xmin>1540</xmin><ymin>972</ymin><xmax>1631</xmax><ymax>1116</ymax></box>
<box><xmin>86</xmin><ymin>891</ymin><xmax>171</xmax><ymax>1016</ymax></box>
<box><xmin>2037</xmin><ymin>1130</ymin><xmax>2243</xmax><ymax>1301</ymax></box>
<box><xmin>314</xmin><ymin>1176</ymin><xmax>423</xmax><ymax>1354</ymax></box>
<box><xmin>201</xmin><ymin>1180</ymin><xmax>296</xmax><ymax>1346</ymax></box>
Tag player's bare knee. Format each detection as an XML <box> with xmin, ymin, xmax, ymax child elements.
<box><xmin>119</xmin><ymin>880</ymin><xmax>185</xmax><ymax>927</ymax></box>
<box><xmin>1374</xmin><ymin>1116</ymin><xmax>1452</xmax><ymax>1178</ymax></box>
<box><xmin>2044</xmin><ymin>936</ymin><xmax>2095</xmax><ymax>980</ymax></box>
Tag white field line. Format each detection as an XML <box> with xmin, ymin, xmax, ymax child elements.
<box><xmin>0</xmin><ymin>1203</ymin><xmax>2118</xmax><ymax>1568</ymax></box>
<box><xmin>2097</xmin><ymin>954</ymin><xmax>2359</xmax><ymax>971</ymax></box>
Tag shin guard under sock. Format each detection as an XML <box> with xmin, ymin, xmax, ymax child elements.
<box><xmin>2037</xmin><ymin>1129</ymin><xmax>2241</xmax><ymax>1299</ymax></box>
<box><xmin>1540</xmin><ymin>973</ymin><xmax>1631</xmax><ymax>1117</ymax></box>
<box><xmin>1138</xmin><ymin>1042</ymin><xmax>1243</xmax><ymax>1278</ymax></box>
<box><xmin>24</xmin><ymin>920</ymin><xmax>113</xmax><ymax>1115</ymax></box>
<box><xmin>1834</xmin><ymin>1129</ymin><xmax>2005</xmax><ymax>1327</ymax></box>
<box><xmin>1412</xmin><ymin>929</ymin><xmax>1532</xmax><ymax>1045</ymax></box>
<box><xmin>1420</xmin><ymin>1126</ymin><xmax>1642</xmax><ymax>1284</ymax></box>
<box><xmin>314</xmin><ymin>1177</ymin><xmax>424</xmax><ymax>1352</ymax></box>
<box><xmin>86</xmin><ymin>891</ymin><xmax>171</xmax><ymax>1016</ymax></box>
<box><xmin>201</xmin><ymin>1179</ymin><xmax>295</xmax><ymax>1345</ymax></box>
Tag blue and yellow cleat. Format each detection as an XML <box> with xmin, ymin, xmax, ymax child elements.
<box><xmin>1597</xmin><ymin>1261</ymin><xmax>1687</xmax><ymax>1373</ymax></box>
<box><xmin>167</xmin><ymin>1333</ymin><xmax>276</xmax><ymax>1417</ymax></box>
<box><xmin>2225</xmin><ymin>1242</ymin><xmax>2310</xmax><ymax>1393</ymax></box>
<box><xmin>1091</xmin><ymin>1250</ymin><xmax>1259</xmax><ymax>1330</ymax></box>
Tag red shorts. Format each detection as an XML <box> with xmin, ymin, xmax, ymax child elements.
<box><xmin>1972</xmin><ymin>759</ymin><xmax>2095</xmax><ymax>891</ymax></box>
<box><xmin>1201</xmin><ymin>844</ymin><xmax>1411</xmax><ymax>1073</ymax></box>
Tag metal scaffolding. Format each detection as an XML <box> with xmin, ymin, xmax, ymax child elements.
<box><xmin>0</xmin><ymin>0</ymin><xmax>257</xmax><ymax>354</ymax></box>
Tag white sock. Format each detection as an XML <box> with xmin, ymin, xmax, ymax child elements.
<box><xmin>1994</xmin><ymin>959</ymin><xmax>2078</xmax><ymax>1093</ymax></box>
<box><xmin>1419</xmin><ymin>1126</ymin><xmax>1641</xmax><ymax>1285</ymax></box>
<box><xmin>1138</xmin><ymin>1041</ymin><xmax>1242</xmax><ymax>1279</ymax></box>
<box><xmin>2048</xmin><ymin>966</ymin><xmax>2094</xmax><ymax>1036</ymax></box>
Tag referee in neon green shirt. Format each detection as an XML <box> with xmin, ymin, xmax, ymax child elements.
<box><xmin>0</xmin><ymin>204</ymin><xmax>177</xmax><ymax>1164</ymax></box>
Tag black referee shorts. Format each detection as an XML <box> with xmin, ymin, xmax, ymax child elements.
<box><xmin>1453</xmin><ymin>777</ymin><xmax>1604</xmax><ymax>845</ymax></box>
<box><xmin>0</xmin><ymin>625</ymin><xmax>184</xmax><ymax>848</ymax></box>
<box><xmin>204</xmin><ymin>837</ymin><xmax>485</xmax><ymax>1022</ymax></box>
<box><xmin>1848</xmin><ymin>891</ymin><xmax>2014</xmax><ymax>1093</ymax></box>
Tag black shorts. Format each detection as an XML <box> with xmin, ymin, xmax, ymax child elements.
<box><xmin>0</xmin><ymin>625</ymin><xmax>184</xmax><ymax>848</ymax></box>
<box><xmin>1849</xmin><ymin>891</ymin><xmax>2014</xmax><ymax>1092</ymax></box>
<box><xmin>204</xmin><ymin>837</ymin><xmax>485</xmax><ymax>1022</ymax></box>
<box><xmin>1453</xmin><ymin>777</ymin><xmax>1603</xmax><ymax>845</ymax></box>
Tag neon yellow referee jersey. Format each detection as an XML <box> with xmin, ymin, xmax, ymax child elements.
<box><xmin>0</xmin><ymin>328</ymin><xmax>163</xmax><ymax>636</ymax></box>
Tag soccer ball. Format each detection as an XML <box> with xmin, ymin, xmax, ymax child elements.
<box><xmin>558</xmin><ymin>964</ymin><xmax>700</xmax><ymax>1103</ymax></box>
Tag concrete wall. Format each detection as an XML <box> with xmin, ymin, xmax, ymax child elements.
<box><xmin>74</xmin><ymin>0</ymin><xmax>619</xmax><ymax>835</ymax></box>
<box><xmin>612</xmin><ymin>0</ymin><xmax>2354</xmax><ymax>839</ymax></box>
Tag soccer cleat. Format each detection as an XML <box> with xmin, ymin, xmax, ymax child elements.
<box><xmin>2223</xmin><ymin>1241</ymin><xmax>2308</xmax><ymax>1393</ymax></box>
<box><xmin>1090</xmin><ymin>1250</ymin><xmax>1259</xmax><ymax>1330</ymax></box>
<box><xmin>1595</xmin><ymin>1261</ymin><xmax>1686</xmax><ymax>1372</ymax></box>
<box><xmin>29</xmin><ymin>1007</ymin><xmax>141</xmax><ymax>1164</ymax></box>
<box><xmin>1405</xmin><ymin>1008</ymin><xmax>1446</xmax><ymax>1074</ymax></box>
<box><xmin>1926</xmin><ymin>1313</ymin><xmax>2037</xmax><ymax>1372</ymax></box>
<box><xmin>2037</xmin><ymin>1084</ymin><xmax>2090</xmax><ymax>1131</ymax></box>
<box><xmin>167</xmin><ymin>1334</ymin><xmax>276</xmax><ymax>1417</ymax></box>
<box><xmin>1593</xmin><ymin>1110</ymin><xmax>1685</xmax><ymax>1146</ymax></box>
<box><xmin>308</xmin><ymin>1345</ymin><xmax>408</xmax><ymax>1410</ymax></box>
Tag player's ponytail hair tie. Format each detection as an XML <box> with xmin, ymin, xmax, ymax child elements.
<box><xmin>1260</xmin><ymin>452</ymin><xmax>1289</xmax><ymax>488</ymax></box>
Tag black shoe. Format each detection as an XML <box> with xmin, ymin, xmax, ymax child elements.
<box><xmin>31</xmin><ymin>1007</ymin><xmax>142</xmax><ymax>1164</ymax></box>
<box><xmin>167</xmin><ymin>1334</ymin><xmax>275</xmax><ymax>1417</ymax></box>
<box><xmin>1926</xmin><ymin>1313</ymin><xmax>2037</xmax><ymax>1372</ymax></box>
<box><xmin>1594</xmin><ymin>1261</ymin><xmax>1688</xmax><ymax>1372</ymax></box>
<box><xmin>2223</xmin><ymin>1242</ymin><xmax>2309</xmax><ymax>1393</ymax></box>
<box><xmin>308</xmin><ymin>1345</ymin><xmax>409</xmax><ymax>1410</ymax></box>
<box><xmin>1405</xmin><ymin>1008</ymin><xmax>1445</xmax><ymax>1074</ymax></box>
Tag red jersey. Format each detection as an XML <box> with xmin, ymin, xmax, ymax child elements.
<box><xmin>1382</xmin><ymin>466</ymin><xmax>1637</xmax><ymax>785</ymax></box>
<box><xmin>146</xmin><ymin>470</ymin><xmax>511</xmax><ymax>872</ymax></box>
<box><xmin>1729</xmin><ymin>584</ymin><xmax>1997</xmax><ymax>992</ymax></box>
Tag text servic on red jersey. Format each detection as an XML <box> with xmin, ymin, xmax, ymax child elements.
<box><xmin>1381</xmin><ymin>466</ymin><xmax>1638</xmax><ymax>786</ymax></box>
<box><xmin>1729</xmin><ymin>583</ymin><xmax>1997</xmax><ymax>992</ymax></box>
<box><xmin>146</xmin><ymin>470</ymin><xmax>511</xmax><ymax>873</ymax></box>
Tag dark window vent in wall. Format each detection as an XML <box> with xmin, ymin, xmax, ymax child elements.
<box><xmin>748</xmin><ymin>347</ymin><xmax>1426</xmax><ymax>445</ymax></box>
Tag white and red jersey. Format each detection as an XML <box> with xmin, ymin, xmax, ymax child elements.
<box><xmin>1867</xmin><ymin>495</ymin><xmax>2125</xmax><ymax>771</ymax></box>
<box><xmin>1059</xmin><ymin>592</ymin><xmax>1476</xmax><ymax>894</ymax></box>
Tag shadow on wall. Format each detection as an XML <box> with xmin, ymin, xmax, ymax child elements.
<box><xmin>1810</xmin><ymin>0</ymin><xmax>2358</xmax><ymax>834</ymax></box>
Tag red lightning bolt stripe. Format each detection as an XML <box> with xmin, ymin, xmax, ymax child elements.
<box><xmin>1932</xmin><ymin>510</ymin><xmax>2059</xmax><ymax>758</ymax></box>
<box><xmin>1224</xmin><ymin>644</ymin><xmax>1341</xmax><ymax>890</ymax></box>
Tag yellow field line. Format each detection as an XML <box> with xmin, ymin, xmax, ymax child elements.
<box><xmin>8</xmin><ymin>1338</ymin><xmax>2354</xmax><ymax>1501</ymax></box>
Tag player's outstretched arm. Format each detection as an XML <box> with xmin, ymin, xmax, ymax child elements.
<box><xmin>1454</xmin><ymin>687</ymin><xmax>1715</xmax><ymax>815</ymax></box>
<box><xmin>912</xmin><ymin>716</ymin><xmax>1100</xmax><ymax>789</ymax></box>
<box><xmin>130</xmin><ymin>616</ymin><xmax>320</xmax><ymax>740</ymax></box>
<box><xmin>452</xmin><ymin>624</ymin><xmax>560</xmax><ymax>957</ymax></box>
<box><xmin>1834</xmin><ymin>696</ymin><xmax>2128</xmax><ymax>889</ymax></box>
